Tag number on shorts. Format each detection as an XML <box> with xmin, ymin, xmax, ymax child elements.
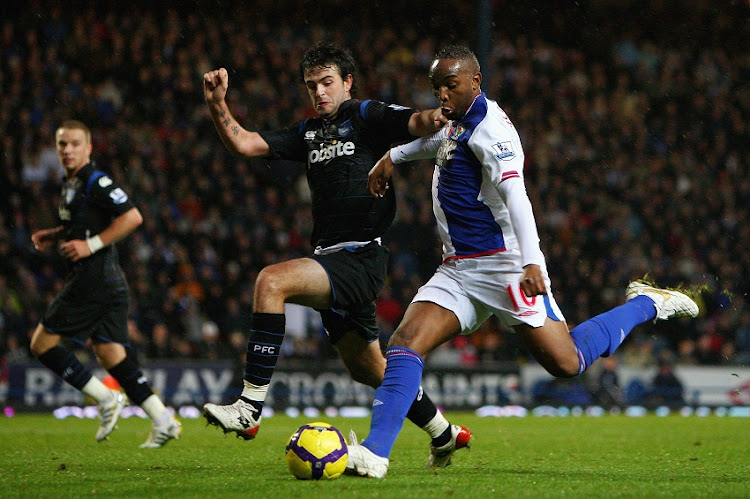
<box><xmin>506</xmin><ymin>284</ymin><xmax>536</xmax><ymax>312</ymax></box>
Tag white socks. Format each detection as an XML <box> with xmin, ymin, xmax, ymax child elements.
<box><xmin>423</xmin><ymin>411</ymin><xmax>450</xmax><ymax>439</ymax></box>
<box><xmin>141</xmin><ymin>394</ymin><xmax>170</xmax><ymax>426</ymax></box>
<box><xmin>240</xmin><ymin>380</ymin><xmax>268</xmax><ymax>402</ymax></box>
<box><xmin>81</xmin><ymin>377</ymin><xmax>114</xmax><ymax>403</ymax></box>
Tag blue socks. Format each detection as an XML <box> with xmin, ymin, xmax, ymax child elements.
<box><xmin>362</xmin><ymin>346</ymin><xmax>424</xmax><ymax>458</ymax></box>
<box><xmin>570</xmin><ymin>295</ymin><xmax>656</xmax><ymax>373</ymax></box>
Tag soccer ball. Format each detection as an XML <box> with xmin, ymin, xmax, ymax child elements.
<box><xmin>285</xmin><ymin>422</ymin><xmax>348</xmax><ymax>480</ymax></box>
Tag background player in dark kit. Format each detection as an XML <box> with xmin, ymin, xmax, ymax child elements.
<box><xmin>30</xmin><ymin>120</ymin><xmax>181</xmax><ymax>448</ymax></box>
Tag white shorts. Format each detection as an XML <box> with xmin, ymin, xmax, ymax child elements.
<box><xmin>411</xmin><ymin>253</ymin><xmax>566</xmax><ymax>334</ymax></box>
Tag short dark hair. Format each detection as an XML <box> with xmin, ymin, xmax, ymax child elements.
<box><xmin>435</xmin><ymin>45</ymin><xmax>480</xmax><ymax>71</ymax></box>
<box><xmin>299</xmin><ymin>42</ymin><xmax>358</xmax><ymax>94</ymax></box>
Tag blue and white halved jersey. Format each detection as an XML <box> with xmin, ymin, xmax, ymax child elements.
<box><xmin>396</xmin><ymin>93</ymin><xmax>545</xmax><ymax>267</ymax></box>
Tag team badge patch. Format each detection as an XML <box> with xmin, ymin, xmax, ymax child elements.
<box><xmin>109</xmin><ymin>188</ymin><xmax>128</xmax><ymax>204</ymax></box>
<box><xmin>337</xmin><ymin>120</ymin><xmax>352</xmax><ymax>137</ymax></box>
<box><xmin>492</xmin><ymin>141</ymin><xmax>515</xmax><ymax>160</ymax></box>
<box><xmin>98</xmin><ymin>176</ymin><xmax>113</xmax><ymax>187</ymax></box>
<box><xmin>449</xmin><ymin>124</ymin><xmax>466</xmax><ymax>140</ymax></box>
<box><xmin>65</xmin><ymin>187</ymin><xmax>76</xmax><ymax>204</ymax></box>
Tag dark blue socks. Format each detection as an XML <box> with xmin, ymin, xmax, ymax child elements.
<box><xmin>244</xmin><ymin>313</ymin><xmax>285</xmax><ymax>386</ymax></box>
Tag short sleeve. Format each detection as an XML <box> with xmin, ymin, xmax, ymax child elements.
<box><xmin>259</xmin><ymin>121</ymin><xmax>308</xmax><ymax>162</ymax></box>
<box><xmin>360</xmin><ymin>100</ymin><xmax>417</xmax><ymax>144</ymax></box>
<box><xmin>88</xmin><ymin>174</ymin><xmax>135</xmax><ymax>216</ymax></box>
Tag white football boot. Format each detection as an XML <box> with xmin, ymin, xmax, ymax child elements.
<box><xmin>96</xmin><ymin>390</ymin><xmax>126</xmax><ymax>442</ymax></box>
<box><xmin>426</xmin><ymin>424</ymin><xmax>473</xmax><ymax>469</ymax></box>
<box><xmin>203</xmin><ymin>399</ymin><xmax>261</xmax><ymax>440</ymax></box>
<box><xmin>626</xmin><ymin>281</ymin><xmax>699</xmax><ymax>321</ymax></box>
<box><xmin>140</xmin><ymin>417</ymin><xmax>182</xmax><ymax>449</ymax></box>
<box><xmin>345</xmin><ymin>431</ymin><xmax>389</xmax><ymax>479</ymax></box>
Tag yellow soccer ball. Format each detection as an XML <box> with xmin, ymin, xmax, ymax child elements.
<box><xmin>285</xmin><ymin>422</ymin><xmax>348</xmax><ymax>480</ymax></box>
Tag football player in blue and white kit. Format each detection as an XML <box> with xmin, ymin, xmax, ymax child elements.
<box><xmin>346</xmin><ymin>45</ymin><xmax>699</xmax><ymax>478</ymax></box>
<box><xmin>201</xmin><ymin>42</ymin><xmax>471</xmax><ymax>468</ymax></box>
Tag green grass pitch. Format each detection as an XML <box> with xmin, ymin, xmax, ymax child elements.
<box><xmin>0</xmin><ymin>412</ymin><xmax>747</xmax><ymax>497</ymax></box>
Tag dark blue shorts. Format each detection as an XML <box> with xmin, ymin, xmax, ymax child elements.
<box><xmin>311</xmin><ymin>241</ymin><xmax>389</xmax><ymax>344</ymax></box>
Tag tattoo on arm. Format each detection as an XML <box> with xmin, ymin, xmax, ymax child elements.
<box><xmin>219</xmin><ymin>110</ymin><xmax>226</xmax><ymax>117</ymax></box>
<box><xmin>223</xmin><ymin>118</ymin><xmax>230</xmax><ymax>127</ymax></box>
<box><xmin>231</xmin><ymin>125</ymin><xmax>239</xmax><ymax>136</ymax></box>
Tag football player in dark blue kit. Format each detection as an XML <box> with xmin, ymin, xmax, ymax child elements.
<box><xmin>202</xmin><ymin>42</ymin><xmax>471</xmax><ymax>468</ymax></box>
<box><xmin>30</xmin><ymin>120</ymin><xmax>181</xmax><ymax>448</ymax></box>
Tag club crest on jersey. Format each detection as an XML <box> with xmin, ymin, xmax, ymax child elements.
<box><xmin>65</xmin><ymin>188</ymin><xmax>76</xmax><ymax>204</ymax></box>
<box><xmin>337</xmin><ymin>120</ymin><xmax>352</xmax><ymax>137</ymax></box>
<box><xmin>492</xmin><ymin>141</ymin><xmax>515</xmax><ymax>161</ymax></box>
<box><xmin>109</xmin><ymin>188</ymin><xmax>128</xmax><ymax>204</ymax></box>
<box><xmin>449</xmin><ymin>124</ymin><xmax>466</xmax><ymax>140</ymax></box>
<box><xmin>305</xmin><ymin>130</ymin><xmax>316</xmax><ymax>140</ymax></box>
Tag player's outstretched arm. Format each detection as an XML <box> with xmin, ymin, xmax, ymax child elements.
<box><xmin>203</xmin><ymin>68</ymin><xmax>271</xmax><ymax>158</ymax></box>
<box><xmin>407</xmin><ymin>107</ymin><xmax>448</xmax><ymax>136</ymax></box>
<box><xmin>59</xmin><ymin>207</ymin><xmax>143</xmax><ymax>262</ymax></box>
<box><xmin>368</xmin><ymin>129</ymin><xmax>447</xmax><ymax>197</ymax></box>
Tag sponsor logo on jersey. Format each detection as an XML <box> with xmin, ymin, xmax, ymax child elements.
<box><xmin>98</xmin><ymin>176</ymin><xmax>113</xmax><ymax>187</ymax></box>
<box><xmin>436</xmin><ymin>137</ymin><xmax>458</xmax><ymax>167</ymax></box>
<box><xmin>308</xmin><ymin>141</ymin><xmax>356</xmax><ymax>164</ymax></box>
<box><xmin>492</xmin><ymin>141</ymin><xmax>515</xmax><ymax>160</ymax></box>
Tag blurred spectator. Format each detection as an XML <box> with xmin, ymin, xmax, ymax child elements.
<box><xmin>196</xmin><ymin>320</ymin><xmax>232</xmax><ymax>360</ymax></box>
<box><xmin>650</xmin><ymin>356</ymin><xmax>685</xmax><ymax>407</ymax></box>
<box><xmin>4</xmin><ymin>335</ymin><xmax>30</xmax><ymax>363</ymax></box>
<box><xmin>621</xmin><ymin>335</ymin><xmax>656</xmax><ymax>368</ymax></box>
<box><xmin>675</xmin><ymin>338</ymin><xmax>699</xmax><ymax>366</ymax></box>
<box><xmin>594</xmin><ymin>355</ymin><xmax>624</xmax><ymax>408</ymax></box>
<box><xmin>146</xmin><ymin>322</ymin><xmax>176</xmax><ymax>360</ymax></box>
<box><xmin>375</xmin><ymin>284</ymin><xmax>404</xmax><ymax>339</ymax></box>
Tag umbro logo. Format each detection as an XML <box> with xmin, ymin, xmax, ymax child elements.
<box><xmin>372</xmin><ymin>399</ymin><xmax>383</xmax><ymax>407</ymax></box>
<box><xmin>238</xmin><ymin>416</ymin><xmax>252</xmax><ymax>428</ymax></box>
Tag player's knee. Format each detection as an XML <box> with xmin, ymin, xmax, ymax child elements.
<box><xmin>387</xmin><ymin>328</ymin><xmax>414</xmax><ymax>350</ymax></box>
<box><xmin>29</xmin><ymin>329</ymin><xmax>55</xmax><ymax>357</ymax></box>
<box><xmin>29</xmin><ymin>341</ymin><xmax>46</xmax><ymax>358</ymax></box>
<box><xmin>254</xmin><ymin>268</ymin><xmax>284</xmax><ymax>298</ymax></box>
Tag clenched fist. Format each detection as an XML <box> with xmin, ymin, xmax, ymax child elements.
<box><xmin>204</xmin><ymin>68</ymin><xmax>229</xmax><ymax>104</ymax></box>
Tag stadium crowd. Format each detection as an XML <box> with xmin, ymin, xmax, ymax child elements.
<box><xmin>1</xmin><ymin>2</ymin><xmax>748</xmax><ymax>381</ymax></box>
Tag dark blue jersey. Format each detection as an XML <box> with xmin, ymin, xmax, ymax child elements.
<box><xmin>57</xmin><ymin>163</ymin><xmax>134</xmax><ymax>300</ymax></box>
<box><xmin>260</xmin><ymin>99</ymin><xmax>417</xmax><ymax>249</ymax></box>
